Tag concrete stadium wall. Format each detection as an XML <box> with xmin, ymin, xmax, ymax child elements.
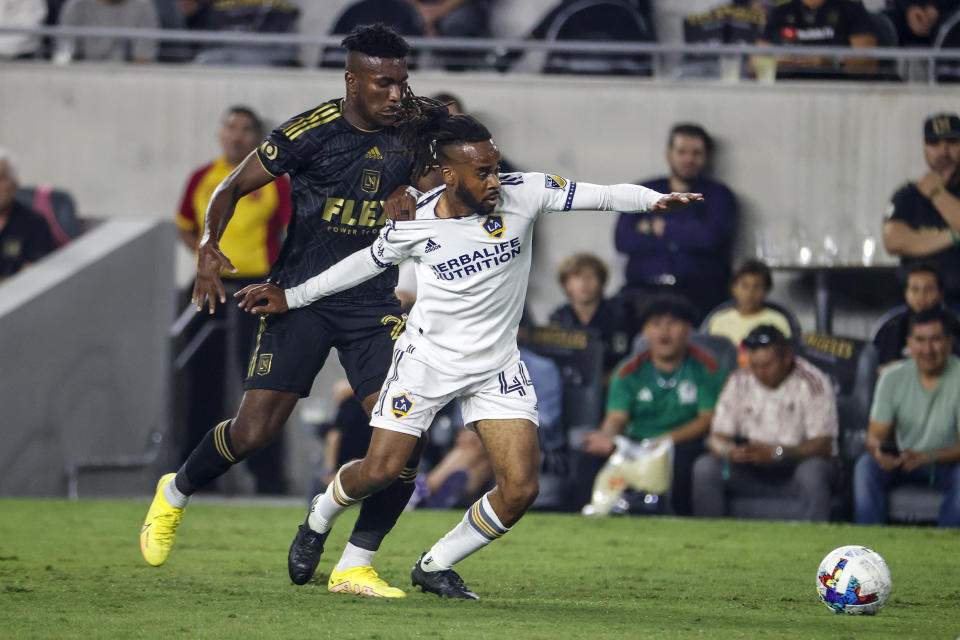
<box><xmin>0</xmin><ymin>64</ymin><xmax>954</xmax><ymax>326</ymax></box>
<box><xmin>0</xmin><ymin>221</ymin><xmax>174</xmax><ymax>496</ymax></box>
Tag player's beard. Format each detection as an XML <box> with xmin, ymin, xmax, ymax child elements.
<box><xmin>455</xmin><ymin>182</ymin><xmax>494</xmax><ymax>215</ymax></box>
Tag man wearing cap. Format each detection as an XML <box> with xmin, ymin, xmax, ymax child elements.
<box><xmin>883</xmin><ymin>113</ymin><xmax>960</xmax><ymax>306</ymax></box>
<box><xmin>692</xmin><ymin>325</ymin><xmax>838</xmax><ymax>521</ymax></box>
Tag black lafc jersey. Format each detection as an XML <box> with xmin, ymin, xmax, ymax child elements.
<box><xmin>256</xmin><ymin>98</ymin><xmax>414</xmax><ymax>305</ymax></box>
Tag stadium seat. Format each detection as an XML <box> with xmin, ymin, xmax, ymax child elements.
<box><xmin>15</xmin><ymin>184</ymin><xmax>82</xmax><ymax>248</ymax></box>
<box><xmin>934</xmin><ymin>7</ymin><xmax>960</xmax><ymax>81</ymax></box>
<box><xmin>700</xmin><ymin>299</ymin><xmax>803</xmax><ymax>343</ymax></box>
<box><xmin>869</xmin><ymin>304</ymin><xmax>908</xmax><ymax>343</ymax></box>
<box><xmin>319</xmin><ymin>0</ymin><xmax>424</xmax><ymax>68</ymax></box>
<box><xmin>887</xmin><ymin>485</ymin><xmax>943</xmax><ymax>524</ymax></box>
<box><xmin>541</xmin><ymin>0</ymin><xmax>655</xmax><ymax>76</ymax></box>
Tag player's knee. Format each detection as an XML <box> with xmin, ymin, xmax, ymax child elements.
<box><xmin>359</xmin><ymin>457</ymin><xmax>404</xmax><ymax>492</ymax></box>
<box><xmin>502</xmin><ymin>478</ymin><xmax>539</xmax><ymax>513</ymax></box>
<box><xmin>228</xmin><ymin>419</ymin><xmax>277</xmax><ymax>457</ymax></box>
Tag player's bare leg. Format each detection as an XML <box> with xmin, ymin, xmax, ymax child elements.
<box><xmin>290</xmin><ymin>422</ymin><xmax>421</xmax><ymax>594</ymax></box>
<box><xmin>412</xmin><ymin>418</ymin><xmax>539</xmax><ymax>599</ymax></box>
<box><xmin>325</xmin><ymin>394</ymin><xmax>428</xmax><ymax>596</ymax></box>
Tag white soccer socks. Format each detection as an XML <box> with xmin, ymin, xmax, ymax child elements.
<box><xmin>420</xmin><ymin>492</ymin><xmax>510</xmax><ymax>572</ymax></box>
<box><xmin>162</xmin><ymin>476</ymin><xmax>189</xmax><ymax>509</ymax></box>
<box><xmin>308</xmin><ymin>461</ymin><xmax>361</xmax><ymax>534</ymax></box>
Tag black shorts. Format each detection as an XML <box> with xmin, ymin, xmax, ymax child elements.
<box><xmin>243</xmin><ymin>302</ymin><xmax>407</xmax><ymax>400</ymax></box>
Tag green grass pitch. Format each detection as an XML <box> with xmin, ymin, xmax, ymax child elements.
<box><xmin>1</xmin><ymin>498</ymin><xmax>957</xmax><ymax>639</ymax></box>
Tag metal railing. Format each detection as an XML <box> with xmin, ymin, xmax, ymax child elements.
<box><xmin>2</xmin><ymin>25</ymin><xmax>958</xmax><ymax>83</ymax></box>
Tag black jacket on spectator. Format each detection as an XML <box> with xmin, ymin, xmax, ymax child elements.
<box><xmin>0</xmin><ymin>201</ymin><xmax>54</xmax><ymax>278</ymax></box>
<box><xmin>887</xmin><ymin>181</ymin><xmax>960</xmax><ymax>302</ymax></box>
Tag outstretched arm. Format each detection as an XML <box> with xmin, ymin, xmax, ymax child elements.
<box><xmin>559</xmin><ymin>181</ymin><xmax>702</xmax><ymax>213</ymax></box>
<box><xmin>235</xmin><ymin>245</ymin><xmax>391</xmax><ymax>314</ymax></box>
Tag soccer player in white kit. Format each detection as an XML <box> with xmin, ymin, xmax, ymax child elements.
<box><xmin>236</xmin><ymin>114</ymin><xmax>702</xmax><ymax>598</ymax></box>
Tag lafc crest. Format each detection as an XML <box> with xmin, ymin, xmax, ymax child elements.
<box><xmin>256</xmin><ymin>354</ymin><xmax>273</xmax><ymax>376</ymax></box>
<box><xmin>482</xmin><ymin>215</ymin><xmax>505</xmax><ymax>239</ymax></box>
<box><xmin>361</xmin><ymin>168</ymin><xmax>381</xmax><ymax>193</ymax></box>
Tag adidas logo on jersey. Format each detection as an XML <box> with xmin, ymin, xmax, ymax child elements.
<box><xmin>364</xmin><ymin>146</ymin><xmax>383</xmax><ymax>160</ymax></box>
<box><xmin>424</xmin><ymin>238</ymin><xmax>441</xmax><ymax>253</ymax></box>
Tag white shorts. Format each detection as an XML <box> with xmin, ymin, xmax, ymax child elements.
<box><xmin>369</xmin><ymin>340</ymin><xmax>540</xmax><ymax>438</ymax></box>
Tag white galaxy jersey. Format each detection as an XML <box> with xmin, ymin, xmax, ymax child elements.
<box><xmin>284</xmin><ymin>172</ymin><xmax>665</xmax><ymax>376</ymax></box>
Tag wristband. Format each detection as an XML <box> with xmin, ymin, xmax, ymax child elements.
<box><xmin>950</xmin><ymin>228</ymin><xmax>960</xmax><ymax>246</ymax></box>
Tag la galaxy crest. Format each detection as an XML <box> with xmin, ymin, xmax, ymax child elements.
<box><xmin>391</xmin><ymin>393</ymin><xmax>413</xmax><ymax>419</ymax></box>
<box><xmin>482</xmin><ymin>214</ymin><xmax>505</xmax><ymax>239</ymax></box>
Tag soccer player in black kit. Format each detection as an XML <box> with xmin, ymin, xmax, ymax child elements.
<box><xmin>140</xmin><ymin>24</ymin><xmax>429</xmax><ymax>598</ymax></box>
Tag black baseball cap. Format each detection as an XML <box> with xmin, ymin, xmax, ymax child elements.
<box><xmin>742</xmin><ymin>324</ymin><xmax>790</xmax><ymax>349</ymax></box>
<box><xmin>924</xmin><ymin>113</ymin><xmax>960</xmax><ymax>144</ymax></box>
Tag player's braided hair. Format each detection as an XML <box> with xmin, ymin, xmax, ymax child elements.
<box><xmin>393</xmin><ymin>91</ymin><xmax>493</xmax><ymax>178</ymax></box>
<box><xmin>341</xmin><ymin>23</ymin><xmax>410</xmax><ymax>58</ymax></box>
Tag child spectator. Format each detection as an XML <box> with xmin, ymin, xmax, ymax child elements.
<box><xmin>706</xmin><ymin>259</ymin><xmax>794</xmax><ymax>352</ymax></box>
<box><xmin>548</xmin><ymin>252</ymin><xmax>634</xmax><ymax>378</ymax></box>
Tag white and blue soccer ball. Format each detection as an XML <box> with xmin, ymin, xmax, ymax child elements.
<box><xmin>816</xmin><ymin>545</ymin><xmax>892</xmax><ymax>615</ymax></box>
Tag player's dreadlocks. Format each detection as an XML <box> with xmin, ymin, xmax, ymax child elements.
<box><xmin>393</xmin><ymin>93</ymin><xmax>494</xmax><ymax>179</ymax></box>
<box><xmin>341</xmin><ymin>23</ymin><xmax>411</xmax><ymax>59</ymax></box>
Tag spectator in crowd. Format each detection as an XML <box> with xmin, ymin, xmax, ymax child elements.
<box><xmin>884</xmin><ymin>0</ymin><xmax>959</xmax><ymax>46</ymax></box>
<box><xmin>883</xmin><ymin>113</ymin><xmax>960</xmax><ymax>305</ymax></box>
<box><xmin>692</xmin><ymin>325</ymin><xmax>838</xmax><ymax>521</ymax></box>
<box><xmin>580</xmin><ymin>294</ymin><xmax>728</xmax><ymax>516</ymax></box>
<box><xmin>854</xmin><ymin>307</ymin><xmax>960</xmax><ymax>527</ymax></box>
<box><xmin>706</xmin><ymin>259</ymin><xmax>794</xmax><ymax>358</ymax></box>
<box><xmin>883</xmin><ymin>113</ymin><xmax>960</xmax><ymax>307</ymax></box>
<box><xmin>873</xmin><ymin>262</ymin><xmax>960</xmax><ymax>368</ymax></box>
<box><xmin>548</xmin><ymin>252</ymin><xmax>634</xmax><ymax>379</ymax></box>
<box><xmin>615</xmin><ymin>123</ymin><xmax>737</xmax><ymax>322</ymax></box>
<box><xmin>756</xmin><ymin>0</ymin><xmax>878</xmax><ymax>78</ymax></box>
<box><xmin>54</xmin><ymin>0</ymin><xmax>158</xmax><ymax>63</ymax></box>
<box><xmin>174</xmin><ymin>105</ymin><xmax>291</xmax><ymax>494</ymax></box>
<box><xmin>0</xmin><ymin>0</ymin><xmax>47</xmax><ymax>59</ymax></box>
<box><xmin>177</xmin><ymin>0</ymin><xmax>300</xmax><ymax>65</ymax></box>
<box><xmin>0</xmin><ymin>151</ymin><xmax>54</xmax><ymax>281</ymax></box>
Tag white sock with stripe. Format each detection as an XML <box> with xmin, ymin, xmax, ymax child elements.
<box><xmin>336</xmin><ymin>542</ymin><xmax>377</xmax><ymax>572</ymax></box>
<box><xmin>420</xmin><ymin>492</ymin><xmax>509</xmax><ymax>572</ymax></box>
<box><xmin>308</xmin><ymin>461</ymin><xmax>361</xmax><ymax>534</ymax></box>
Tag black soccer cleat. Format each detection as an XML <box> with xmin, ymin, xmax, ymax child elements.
<box><xmin>288</xmin><ymin>519</ymin><xmax>329</xmax><ymax>585</ymax></box>
<box><xmin>411</xmin><ymin>553</ymin><xmax>479</xmax><ymax>600</ymax></box>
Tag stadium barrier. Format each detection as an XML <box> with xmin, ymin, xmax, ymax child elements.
<box><xmin>0</xmin><ymin>220</ymin><xmax>174</xmax><ymax>497</ymax></box>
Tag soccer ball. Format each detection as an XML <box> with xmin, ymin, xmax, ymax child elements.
<box><xmin>816</xmin><ymin>545</ymin><xmax>892</xmax><ymax>615</ymax></box>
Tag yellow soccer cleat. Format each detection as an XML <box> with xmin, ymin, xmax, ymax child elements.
<box><xmin>327</xmin><ymin>566</ymin><xmax>407</xmax><ymax>598</ymax></box>
<box><xmin>140</xmin><ymin>473</ymin><xmax>184</xmax><ymax>567</ymax></box>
